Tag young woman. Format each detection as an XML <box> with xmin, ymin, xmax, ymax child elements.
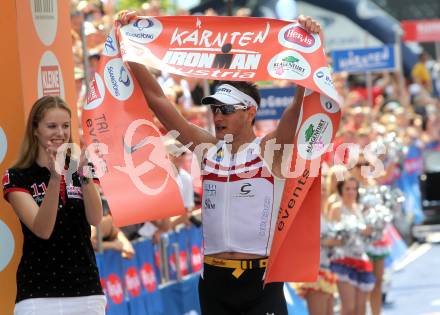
<box><xmin>296</xmin><ymin>179</ymin><xmax>338</xmax><ymax>315</ymax></box>
<box><xmin>328</xmin><ymin>177</ymin><xmax>375</xmax><ymax>315</ymax></box>
<box><xmin>2</xmin><ymin>96</ymin><xmax>105</xmax><ymax>315</ymax></box>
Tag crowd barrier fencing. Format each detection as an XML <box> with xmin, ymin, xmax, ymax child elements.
<box><xmin>96</xmin><ymin>226</ymin><xmax>310</xmax><ymax>315</ymax></box>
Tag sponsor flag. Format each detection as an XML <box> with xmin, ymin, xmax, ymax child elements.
<box><xmin>84</xmin><ymin>16</ymin><xmax>341</xmax><ymax>282</ymax></box>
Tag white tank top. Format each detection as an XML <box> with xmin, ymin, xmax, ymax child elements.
<box><xmin>201</xmin><ymin>138</ymin><xmax>285</xmax><ymax>256</ymax></box>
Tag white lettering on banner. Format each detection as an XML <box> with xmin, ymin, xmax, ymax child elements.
<box><xmin>170</xmin><ymin>23</ymin><xmax>270</xmax><ymax>47</ymax></box>
<box><xmin>163</xmin><ymin>51</ymin><xmax>261</xmax><ymax>70</ymax></box>
<box><xmin>174</xmin><ymin>68</ymin><xmax>256</xmax><ymax>79</ymax></box>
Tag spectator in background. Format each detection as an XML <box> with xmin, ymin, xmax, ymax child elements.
<box><xmin>412</xmin><ymin>51</ymin><xmax>432</xmax><ymax>94</ymax></box>
<box><xmin>141</xmin><ymin>0</ymin><xmax>162</xmax><ymax>16</ymax></box>
<box><xmin>91</xmin><ymin>211</ymin><xmax>135</xmax><ymax>259</ymax></box>
<box><xmin>328</xmin><ymin>177</ymin><xmax>375</xmax><ymax>315</ymax></box>
<box><xmin>164</xmin><ymin>139</ymin><xmax>197</xmax><ymax>230</ymax></box>
<box><xmin>235</xmin><ymin>7</ymin><xmax>251</xmax><ymax>17</ymax></box>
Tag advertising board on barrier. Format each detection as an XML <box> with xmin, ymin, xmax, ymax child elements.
<box><xmin>331</xmin><ymin>45</ymin><xmax>396</xmax><ymax>73</ymax></box>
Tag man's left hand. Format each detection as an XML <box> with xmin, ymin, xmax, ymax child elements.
<box><xmin>297</xmin><ymin>15</ymin><xmax>321</xmax><ymax>34</ymax></box>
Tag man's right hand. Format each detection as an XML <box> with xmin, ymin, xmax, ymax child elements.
<box><xmin>117</xmin><ymin>10</ymin><xmax>138</xmax><ymax>26</ymax></box>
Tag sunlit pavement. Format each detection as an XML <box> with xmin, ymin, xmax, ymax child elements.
<box><xmin>383</xmin><ymin>237</ymin><xmax>440</xmax><ymax>315</ymax></box>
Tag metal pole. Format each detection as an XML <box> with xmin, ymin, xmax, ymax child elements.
<box><xmin>364</xmin><ymin>33</ymin><xmax>373</xmax><ymax>107</ymax></box>
<box><xmin>173</xmin><ymin>243</ymin><xmax>182</xmax><ymax>281</ymax></box>
<box><xmin>160</xmin><ymin>234</ymin><xmax>170</xmax><ymax>283</ymax></box>
<box><xmin>80</xmin><ymin>15</ymin><xmax>91</xmax><ymax>96</ymax></box>
<box><xmin>435</xmin><ymin>42</ymin><xmax>440</xmax><ymax>62</ymax></box>
<box><xmin>226</xmin><ymin>0</ymin><xmax>233</xmax><ymax>16</ymax></box>
<box><xmin>366</xmin><ymin>71</ymin><xmax>373</xmax><ymax>106</ymax></box>
<box><xmin>393</xmin><ymin>25</ymin><xmax>405</xmax><ymax>100</ymax></box>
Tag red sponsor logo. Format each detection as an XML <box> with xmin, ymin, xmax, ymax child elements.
<box><xmin>284</xmin><ymin>26</ymin><xmax>315</xmax><ymax>47</ymax></box>
<box><xmin>124</xmin><ymin>267</ymin><xmax>142</xmax><ymax>297</ymax></box>
<box><xmin>2</xmin><ymin>170</ymin><xmax>10</xmax><ymax>186</ymax></box>
<box><xmin>191</xmin><ymin>245</ymin><xmax>202</xmax><ymax>272</ymax></box>
<box><xmin>41</xmin><ymin>65</ymin><xmax>61</xmax><ymax>96</ymax></box>
<box><xmin>169</xmin><ymin>251</ymin><xmax>189</xmax><ymax>275</ymax></box>
<box><xmin>107</xmin><ymin>274</ymin><xmax>124</xmax><ymax>304</ymax></box>
<box><xmin>87</xmin><ymin>79</ymin><xmax>102</xmax><ymax>104</ymax></box>
<box><xmin>140</xmin><ymin>263</ymin><xmax>157</xmax><ymax>292</ymax></box>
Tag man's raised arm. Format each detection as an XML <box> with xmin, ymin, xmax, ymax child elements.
<box><xmin>127</xmin><ymin>61</ymin><xmax>216</xmax><ymax>150</ymax></box>
<box><xmin>118</xmin><ymin>11</ymin><xmax>216</xmax><ymax>150</ymax></box>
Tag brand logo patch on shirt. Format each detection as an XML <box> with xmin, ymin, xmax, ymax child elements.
<box><xmin>67</xmin><ymin>185</ymin><xmax>83</xmax><ymax>199</ymax></box>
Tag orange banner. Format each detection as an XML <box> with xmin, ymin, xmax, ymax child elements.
<box><xmin>84</xmin><ymin>16</ymin><xmax>341</xmax><ymax>282</ymax></box>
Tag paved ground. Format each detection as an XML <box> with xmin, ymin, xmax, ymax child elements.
<box><xmin>384</xmin><ymin>242</ymin><xmax>440</xmax><ymax>315</ymax></box>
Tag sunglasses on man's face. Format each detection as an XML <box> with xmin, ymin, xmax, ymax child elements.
<box><xmin>209</xmin><ymin>104</ymin><xmax>248</xmax><ymax>115</ymax></box>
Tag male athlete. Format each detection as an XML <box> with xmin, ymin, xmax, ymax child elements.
<box><xmin>119</xmin><ymin>12</ymin><xmax>321</xmax><ymax>315</ymax></box>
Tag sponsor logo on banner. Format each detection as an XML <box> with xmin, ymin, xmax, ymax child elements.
<box><xmin>298</xmin><ymin>114</ymin><xmax>333</xmax><ymax>160</ymax></box>
<box><xmin>278</xmin><ymin>23</ymin><xmax>321</xmax><ymax>53</ymax></box>
<box><xmin>313</xmin><ymin>67</ymin><xmax>339</xmax><ymax>101</ymax></box>
<box><xmin>30</xmin><ymin>0</ymin><xmax>58</xmax><ymax>46</ymax></box>
<box><xmin>140</xmin><ymin>263</ymin><xmax>157</xmax><ymax>292</ymax></box>
<box><xmin>104</xmin><ymin>58</ymin><xmax>134</xmax><ymax>101</ymax></box>
<box><xmin>268</xmin><ymin>51</ymin><xmax>311</xmax><ymax>80</ymax></box>
<box><xmin>84</xmin><ymin>73</ymin><xmax>106</xmax><ymax>110</ymax></box>
<box><xmin>124</xmin><ymin>266</ymin><xmax>142</xmax><ymax>297</ymax></box>
<box><xmin>37</xmin><ymin>51</ymin><xmax>65</xmax><ymax>98</ymax></box>
<box><xmin>122</xmin><ymin>18</ymin><xmax>163</xmax><ymax>44</ymax></box>
<box><xmin>191</xmin><ymin>245</ymin><xmax>202</xmax><ymax>272</ymax></box>
<box><xmin>0</xmin><ymin>127</ymin><xmax>7</xmax><ymax>164</ymax></box>
<box><xmin>102</xmin><ymin>30</ymin><xmax>119</xmax><ymax>57</ymax></box>
<box><xmin>319</xmin><ymin>94</ymin><xmax>340</xmax><ymax>114</ymax></box>
<box><xmin>164</xmin><ymin>20</ymin><xmax>270</xmax><ymax>79</ymax></box>
<box><xmin>0</xmin><ymin>220</ymin><xmax>14</xmax><ymax>272</ymax></box>
<box><xmin>107</xmin><ymin>274</ymin><xmax>124</xmax><ymax>304</ymax></box>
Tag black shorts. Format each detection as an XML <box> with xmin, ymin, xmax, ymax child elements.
<box><xmin>198</xmin><ymin>261</ymin><xmax>288</xmax><ymax>315</ymax></box>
